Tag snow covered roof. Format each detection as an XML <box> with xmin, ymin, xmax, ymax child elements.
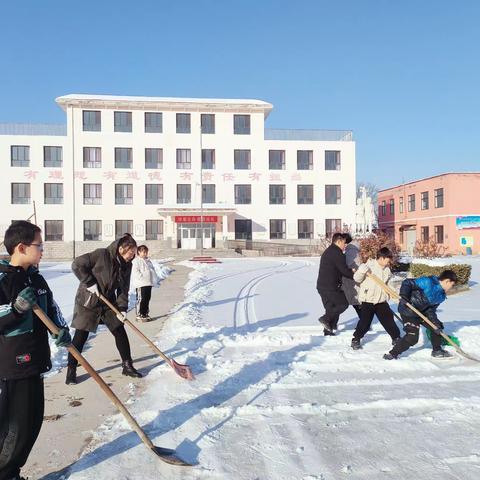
<box><xmin>56</xmin><ymin>94</ymin><xmax>273</xmax><ymax>117</ymax></box>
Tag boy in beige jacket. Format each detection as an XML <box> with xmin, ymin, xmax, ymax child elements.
<box><xmin>351</xmin><ymin>247</ymin><xmax>400</xmax><ymax>350</ymax></box>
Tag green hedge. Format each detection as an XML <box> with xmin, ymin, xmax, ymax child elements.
<box><xmin>409</xmin><ymin>263</ymin><xmax>472</xmax><ymax>285</ymax></box>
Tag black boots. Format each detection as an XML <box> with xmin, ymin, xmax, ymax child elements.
<box><xmin>65</xmin><ymin>366</ymin><xmax>77</xmax><ymax>385</ymax></box>
<box><xmin>431</xmin><ymin>349</ymin><xmax>453</xmax><ymax>358</ymax></box>
<box><xmin>351</xmin><ymin>338</ymin><xmax>362</xmax><ymax>350</ymax></box>
<box><xmin>122</xmin><ymin>360</ymin><xmax>143</xmax><ymax>378</ymax></box>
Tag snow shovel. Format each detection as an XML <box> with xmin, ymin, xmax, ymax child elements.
<box><xmin>367</xmin><ymin>273</ymin><xmax>480</xmax><ymax>363</ymax></box>
<box><xmin>391</xmin><ymin>310</ymin><xmax>461</xmax><ymax>347</ymax></box>
<box><xmin>98</xmin><ymin>294</ymin><xmax>195</xmax><ymax>381</ymax></box>
<box><xmin>32</xmin><ymin>304</ymin><xmax>192</xmax><ymax>466</ymax></box>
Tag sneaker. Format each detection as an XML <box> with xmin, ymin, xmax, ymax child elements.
<box><xmin>431</xmin><ymin>349</ymin><xmax>453</xmax><ymax>358</ymax></box>
<box><xmin>351</xmin><ymin>338</ymin><xmax>362</xmax><ymax>350</ymax></box>
<box><xmin>318</xmin><ymin>316</ymin><xmax>332</xmax><ymax>333</ymax></box>
<box><xmin>383</xmin><ymin>353</ymin><xmax>398</xmax><ymax>360</ymax></box>
<box><xmin>135</xmin><ymin>315</ymin><xmax>143</xmax><ymax>322</ymax></box>
<box><xmin>140</xmin><ymin>315</ymin><xmax>152</xmax><ymax>322</ymax></box>
<box><xmin>323</xmin><ymin>329</ymin><xmax>336</xmax><ymax>336</ymax></box>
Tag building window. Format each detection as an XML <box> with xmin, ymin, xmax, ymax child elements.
<box><xmin>145</xmin><ymin>112</ymin><xmax>162</xmax><ymax>133</ymax></box>
<box><xmin>176</xmin><ymin>113</ymin><xmax>191</xmax><ymax>134</ymax></box>
<box><xmin>44</xmin><ymin>183</ymin><xmax>63</xmax><ymax>204</ymax></box>
<box><xmin>146</xmin><ymin>220</ymin><xmax>163</xmax><ymax>240</ymax></box>
<box><xmin>114</xmin><ymin>111</ymin><xmax>132</xmax><ymax>133</ymax></box>
<box><xmin>270</xmin><ymin>219</ymin><xmax>286</xmax><ymax>239</ymax></box>
<box><xmin>202</xmin><ymin>184</ymin><xmax>216</xmax><ymax>203</ymax></box>
<box><xmin>233</xmin><ymin>114</ymin><xmax>250</xmax><ymax>135</ymax></box>
<box><xmin>44</xmin><ymin>146</ymin><xmax>63</xmax><ymax>167</ymax></box>
<box><xmin>399</xmin><ymin>196</ymin><xmax>404</xmax><ymax>213</ymax></box>
<box><xmin>83</xmin><ymin>110</ymin><xmax>101</xmax><ymax>132</ymax></box>
<box><xmin>434</xmin><ymin>188</ymin><xmax>444</xmax><ymax>208</ymax></box>
<box><xmin>326</xmin><ymin>219</ymin><xmax>342</xmax><ymax>238</ymax></box>
<box><xmin>325</xmin><ymin>185</ymin><xmax>341</xmax><ymax>204</ymax></box>
<box><xmin>83</xmin><ymin>184</ymin><xmax>102</xmax><ymax>205</ymax></box>
<box><xmin>176</xmin><ymin>149</ymin><xmax>191</xmax><ymax>169</ymax></box>
<box><xmin>389</xmin><ymin>199</ymin><xmax>394</xmax><ymax>215</ymax></box>
<box><xmin>115</xmin><ymin>148</ymin><xmax>132</xmax><ymax>168</ymax></box>
<box><xmin>234</xmin><ymin>150</ymin><xmax>251</xmax><ymax>170</ymax></box>
<box><xmin>235</xmin><ymin>219</ymin><xmax>252</xmax><ymax>240</ymax></box>
<box><xmin>297</xmin><ymin>150</ymin><xmax>313</xmax><ymax>170</ymax></box>
<box><xmin>177</xmin><ymin>184</ymin><xmax>191</xmax><ymax>204</ymax></box>
<box><xmin>115</xmin><ymin>184</ymin><xmax>133</xmax><ymax>204</ymax></box>
<box><xmin>45</xmin><ymin>220</ymin><xmax>63</xmax><ymax>241</ymax></box>
<box><xmin>325</xmin><ymin>151</ymin><xmax>341</xmax><ymax>170</ymax></box>
<box><xmin>145</xmin><ymin>148</ymin><xmax>163</xmax><ymax>169</ymax></box>
<box><xmin>399</xmin><ymin>228</ymin><xmax>404</xmax><ymax>244</ymax></box>
<box><xmin>380</xmin><ymin>200</ymin><xmax>386</xmax><ymax>217</ymax></box>
<box><xmin>408</xmin><ymin>194</ymin><xmax>415</xmax><ymax>212</ymax></box>
<box><xmin>421</xmin><ymin>191</ymin><xmax>429</xmax><ymax>210</ymax></box>
<box><xmin>84</xmin><ymin>220</ymin><xmax>102</xmax><ymax>241</ymax></box>
<box><xmin>11</xmin><ymin>146</ymin><xmax>29</xmax><ymax>167</ymax></box>
<box><xmin>145</xmin><ymin>184</ymin><xmax>163</xmax><ymax>205</ymax></box>
<box><xmin>435</xmin><ymin>225</ymin><xmax>444</xmax><ymax>243</ymax></box>
<box><xmin>11</xmin><ymin>183</ymin><xmax>30</xmax><ymax>204</ymax></box>
<box><xmin>297</xmin><ymin>185</ymin><xmax>313</xmax><ymax>204</ymax></box>
<box><xmin>269</xmin><ymin>185</ymin><xmax>286</xmax><ymax>204</ymax></box>
<box><xmin>201</xmin><ymin>114</ymin><xmax>215</xmax><ymax>134</ymax></box>
<box><xmin>83</xmin><ymin>147</ymin><xmax>102</xmax><ymax>168</ymax></box>
<box><xmin>269</xmin><ymin>150</ymin><xmax>285</xmax><ymax>170</ymax></box>
<box><xmin>115</xmin><ymin>220</ymin><xmax>133</xmax><ymax>238</ymax></box>
<box><xmin>421</xmin><ymin>226</ymin><xmax>430</xmax><ymax>242</ymax></box>
<box><xmin>298</xmin><ymin>219</ymin><xmax>314</xmax><ymax>239</ymax></box>
<box><xmin>202</xmin><ymin>149</ymin><xmax>215</xmax><ymax>169</ymax></box>
<box><xmin>234</xmin><ymin>184</ymin><xmax>251</xmax><ymax>204</ymax></box>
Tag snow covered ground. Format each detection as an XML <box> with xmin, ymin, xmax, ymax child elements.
<box><xmin>46</xmin><ymin>257</ymin><xmax>480</xmax><ymax>480</ymax></box>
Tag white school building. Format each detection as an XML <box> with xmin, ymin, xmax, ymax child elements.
<box><xmin>0</xmin><ymin>94</ymin><xmax>356</xmax><ymax>258</ymax></box>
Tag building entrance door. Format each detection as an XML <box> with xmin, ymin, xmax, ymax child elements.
<box><xmin>405</xmin><ymin>228</ymin><xmax>417</xmax><ymax>254</ymax></box>
<box><xmin>177</xmin><ymin>223</ymin><xmax>216</xmax><ymax>249</ymax></box>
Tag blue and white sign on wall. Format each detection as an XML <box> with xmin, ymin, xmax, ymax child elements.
<box><xmin>456</xmin><ymin>216</ymin><xmax>480</xmax><ymax>230</ymax></box>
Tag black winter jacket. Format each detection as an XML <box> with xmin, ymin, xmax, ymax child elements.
<box><xmin>0</xmin><ymin>260</ymin><xmax>66</xmax><ymax>380</ymax></box>
<box><xmin>398</xmin><ymin>277</ymin><xmax>444</xmax><ymax>328</ymax></box>
<box><xmin>71</xmin><ymin>239</ymin><xmax>132</xmax><ymax>332</ymax></box>
<box><xmin>316</xmin><ymin>244</ymin><xmax>353</xmax><ymax>293</ymax></box>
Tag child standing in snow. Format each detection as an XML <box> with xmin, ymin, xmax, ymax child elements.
<box><xmin>384</xmin><ymin>270</ymin><xmax>457</xmax><ymax>360</ymax></box>
<box><xmin>131</xmin><ymin>245</ymin><xmax>159</xmax><ymax>322</ymax></box>
<box><xmin>351</xmin><ymin>247</ymin><xmax>401</xmax><ymax>350</ymax></box>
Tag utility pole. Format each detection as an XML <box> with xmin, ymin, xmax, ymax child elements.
<box><xmin>199</xmin><ymin>124</ymin><xmax>204</xmax><ymax>256</ymax></box>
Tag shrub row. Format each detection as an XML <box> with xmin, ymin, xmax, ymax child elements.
<box><xmin>409</xmin><ymin>263</ymin><xmax>472</xmax><ymax>285</ymax></box>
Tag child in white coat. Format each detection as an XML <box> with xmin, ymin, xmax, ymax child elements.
<box><xmin>131</xmin><ymin>245</ymin><xmax>160</xmax><ymax>321</ymax></box>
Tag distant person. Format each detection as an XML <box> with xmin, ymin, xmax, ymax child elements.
<box><xmin>384</xmin><ymin>270</ymin><xmax>457</xmax><ymax>360</ymax></box>
<box><xmin>316</xmin><ymin>233</ymin><xmax>354</xmax><ymax>335</ymax></box>
<box><xmin>131</xmin><ymin>245</ymin><xmax>160</xmax><ymax>322</ymax></box>
<box><xmin>350</xmin><ymin>247</ymin><xmax>401</xmax><ymax>350</ymax></box>
<box><xmin>65</xmin><ymin>233</ymin><xmax>142</xmax><ymax>385</ymax></box>
<box><xmin>0</xmin><ymin>221</ymin><xmax>71</xmax><ymax>480</ymax></box>
<box><xmin>341</xmin><ymin>233</ymin><xmax>362</xmax><ymax>320</ymax></box>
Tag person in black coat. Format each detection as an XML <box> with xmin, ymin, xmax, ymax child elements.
<box><xmin>65</xmin><ymin>234</ymin><xmax>142</xmax><ymax>384</ymax></box>
<box><xmin>0</xmin><ymin>221</ymin><xmax>71</xmax><ymax>480</ymax></box>
<box><xmin>316</xmin><ymin>233</ymin><xmax>354</xmax><ymax>335</ymax></box>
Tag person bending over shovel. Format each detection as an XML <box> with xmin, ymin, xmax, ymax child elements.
<box><xmin>384</xmin><ymin>270</ymin><xmax>457</xmax><ymax>360</ymax></box>
<box><xmin>65</xmin><ymin>233</ymin><xmax>142</xmax><ymax>384</ymax></box>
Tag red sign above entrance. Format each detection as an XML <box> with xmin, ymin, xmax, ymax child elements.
<box><xmin>174</xmin><ymin>215</ymin><xmax>218</xmax><ymax>223</ymax></box>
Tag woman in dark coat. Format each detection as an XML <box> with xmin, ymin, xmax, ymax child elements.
<box><xmin>65</xmin><ymin>234</ymin><xmax>142</xmax><ymax>384</ymax></box>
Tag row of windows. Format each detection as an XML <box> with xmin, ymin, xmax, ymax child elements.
<box><xmin>35</xmin><ymin>218</ymin><xmax>342</xmax><ymax>242</ymax></box>
<box><xmin>10</xmin><ymin>183</ymin><xmax>342</xmax><ymax>206</ymax></box>
<box><xmin>398</xmin><ymin>225</ymin><xmax>445</xmax><ymax>244</ymax></box>
<box><xmin>9</xmin><ymin>146</ymin><xmax>342</xmax><ymax>171</ymax></box>
<box><xmin>379</xmin><ymin>188</ymin><xmax>444</xmax><ymax>216</ymax></box>
<box><xmin>83</xmin><ymin>111</ymin><xmax>251</xmax><ymax>135</ymax></box>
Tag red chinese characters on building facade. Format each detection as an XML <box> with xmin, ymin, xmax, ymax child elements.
<box><xmin>174</xmin><ymin>216</ymin><xmax>218</xmax><ymax>223</ymax></box>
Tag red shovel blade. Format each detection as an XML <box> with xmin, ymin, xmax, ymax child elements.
<box><xmin>170</xmin><ymin>359</ymin><xmax>195</xmax><ymax>381</ymax></box>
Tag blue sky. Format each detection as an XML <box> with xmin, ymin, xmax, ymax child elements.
<box><xmin>1</xmin><ymin>0</ymin><xmax>479</xmax><ymax>188</ymax></box>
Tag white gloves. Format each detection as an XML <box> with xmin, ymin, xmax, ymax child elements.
<box><xmin>116</xmin><ymin>311</ymin><xmax>127</xmax><ymax>322</ymax></box>
<box><xmin>86</xmin><ymin>284</ymin><xmax>100</xmax><ymax>296</ymax></box>
<box><xmin>358</xmin><ymin>264</ymin><xmax>371</xmax><ymax>274</ymax></box>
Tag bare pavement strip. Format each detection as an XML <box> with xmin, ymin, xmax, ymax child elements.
<box><xmin>24</xmin><ymin>263</ymin><xmax>193</xmax><ymax>480</ymax></box>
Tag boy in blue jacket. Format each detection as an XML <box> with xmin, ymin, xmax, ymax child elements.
<box><xmin>384</xmin><ymin>269</ymin><xmax>457</xmax><ymax>360</ymax></box>
<box><xmin>0</xmin><ymin>221</ymin><xmax>71</xmax><ymax>480</ymax></box>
